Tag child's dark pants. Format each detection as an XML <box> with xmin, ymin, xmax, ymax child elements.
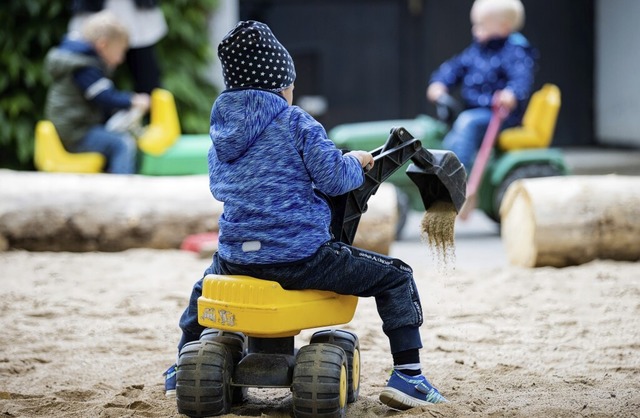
<box><xmin>178</xmin><ymin>240</ymin><xmax>424</xmax><ymax>354</ymax></box>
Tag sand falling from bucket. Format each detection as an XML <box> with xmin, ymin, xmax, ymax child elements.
<box><xmin>420</xmin><ymin>200</ymin><xmax>457</xmax><ymax>274</ymax></box>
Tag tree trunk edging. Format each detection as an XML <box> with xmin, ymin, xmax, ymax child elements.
<box><xmin>0</xmin><ymin>170</ymin><xmax>396</xmax><ymax>254</ymax></box>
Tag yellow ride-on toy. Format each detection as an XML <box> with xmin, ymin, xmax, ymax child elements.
<box><xmin>34</xmin><ymin>88</ymin><xmax>180</xmax><ymax>174</ymax></box>
<box><xmin>175</xmin><ymin>128</ymin><xmax>466</xmax><ymax>418</ymax></box>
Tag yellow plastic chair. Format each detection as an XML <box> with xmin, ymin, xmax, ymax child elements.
<box><xmin>33</xmin><ymin>120</ymin><xmax>105</xmax><ymax>173</ymax></box>
<box><xmin>137</xmin><ymin>88</ymin><xmax>181</xmax><ymax>156</ymax></box>
<box><xmin>498</xmin><ymin>83</ymin><xmax>561</xmax><ymax>151</ymax></box>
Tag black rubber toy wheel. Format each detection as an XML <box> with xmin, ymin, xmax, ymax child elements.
<box><xmin>309</xmin><ymin>329</ymin><xmax>360</xmax><ymax>403</ymax></box>
<box><xmin>200</xmin><ymin>329</ymin><xmax>246</xmax><ymax>363</ymax></box>
<box><xmin>292</xmin><ymin>343</ymin><xmax>348</xmax><ymax>418</ymax></box>
<box><xmin>176</xmin><ymin>341</ymin><xmax>233</xmax><ymax>417</ymax></box>
<box><xmin>491</xmin><ymin>163</ymin><xmax>564</xmax><ymax>223</ymax></box>
<box><xmin>199</xmin><ymin>329</ymin><xmax>247</xmax><ymax>404</ymax></box>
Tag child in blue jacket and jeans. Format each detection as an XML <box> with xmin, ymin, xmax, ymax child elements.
<box><xmin>165</xmin><ymin>20</ymin><xmax>447</xmax><ymax>410</ymax></box>
<box><xmin>427</xmin><ymin>0</ymin><xmax>536</xmax><ymax>171</ymax></box>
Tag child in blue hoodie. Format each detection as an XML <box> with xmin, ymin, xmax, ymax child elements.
<box><xmin>427</xmin><ymin>0</ymin><xmax>536</xmax><ymax>170</ymax></box>
<box><xmin>44</xmin><ymin>10</ymin><xmax>149</xmax><ymax>173</ymax></box>
<box><xmin>165</xmin><ymin>20</ymin><xmax>447</xmax><ymax>410</ymax></box>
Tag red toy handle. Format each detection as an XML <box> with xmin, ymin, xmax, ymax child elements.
<box><xmin>458</xmin><ymin>96</ymin><xmax>510</xmax><ymax>220</ymax></box>
<box><xmin>465</xmin><ymin>105</ymin><xmax>508</xmax><ymax>195</ymax></box>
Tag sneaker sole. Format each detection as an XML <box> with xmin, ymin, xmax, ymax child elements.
<box><xmin>165</xmin><ymin>389</ymin><xmax>176</xmax><ymax>399</ymax></box>
<box><xmin>379</xmin><ymin>387</ymin><xmax>433</xmax><ymax>410</ymax></box>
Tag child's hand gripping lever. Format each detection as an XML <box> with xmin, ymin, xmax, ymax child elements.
<box><xmin>434</xmin><ymin>94</ymin><xmax>463</xmax><ymax>126</ymax></box>
<box><xmin>345</xmin><ymin>150</ymin><xmax>375</xmax><ymax>172</ymax></box>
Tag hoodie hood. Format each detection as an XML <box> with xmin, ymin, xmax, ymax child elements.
<box><xmin>210</xmin><ymin>89</ymin><xmax>289</xmax><ymax>162</ymax></box>
<box><xmin>45</xmin><ymin>36</ymin><xmax>103</xmax><ymax>80</ymax></box>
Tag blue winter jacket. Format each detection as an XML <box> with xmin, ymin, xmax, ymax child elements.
<box><xmin>208</xmin><ymin>89</ymin><xmax>364</xmax><ymax>265</ymax></box>
<box><xmin>430</xmin><ymin>33</ymin><xmax>537</xmax><ymax>121</ymax></box>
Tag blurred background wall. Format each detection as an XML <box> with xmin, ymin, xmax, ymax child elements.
<box><xmin>595</xmin><ymin>0</ymin><xmax>640</xmax><ymax>148</ymax></box>
<box><xmin>208</xmin><ymin>0</ymin><xmax>639</xmax><ymax>149</ymax></box>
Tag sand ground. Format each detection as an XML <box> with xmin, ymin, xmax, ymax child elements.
<box><xmin>1</xmin><ymin>241</ymin><xmax>639</xmax><ymax>417</ymax></box>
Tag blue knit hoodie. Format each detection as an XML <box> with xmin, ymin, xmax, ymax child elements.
<box><xmin>209</xmin><ymin>89</ymin><xmax>364</xmax><ymax>265</ymax></box>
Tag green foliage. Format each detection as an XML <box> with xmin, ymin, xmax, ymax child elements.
<box><xmin>0</xmin><ymin>2</ymin><xmax>70</xmax><ymax>169</ymax></box>
<box><xmin>157</xmin><ymin>0</ymin><xmax>219</xmax><ymax>134</ymax></box>
<box><xmin>0</xmin><ymin>0</ymin><xmax>218</xmax><ymax>170</ymax></box>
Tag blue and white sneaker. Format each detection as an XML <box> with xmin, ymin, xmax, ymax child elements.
<box><xmin>163</xmin><ymin>364</ymin><xmax>177</xmax><ymax>398</ymax></box>
<box><xmin>379</xmin><ymin>370</ymin><xmax>448</xmax><ymax>410</ymax></box>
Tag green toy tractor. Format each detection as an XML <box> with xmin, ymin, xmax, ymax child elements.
<box><xmin>328</xmin><ymin>84</ymin><xmax>567</xmax><ymax>231</ymax></box>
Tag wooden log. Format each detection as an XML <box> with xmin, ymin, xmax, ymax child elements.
<box><xmin>500</xmin><ymin>175</ymin><xmax>640</xmax><ymax>267</ymax></box>
<box><xmin>0</xmin><ymin>170</ymin><xmax>396</xmax><ymax>254</ymax></box>
<box><xmin>0</xmin><ymin>170</ymin><xmax>219</xmax><ymax>252</ymax></box>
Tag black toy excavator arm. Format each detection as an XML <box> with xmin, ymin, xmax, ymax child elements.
<box><xmin>329</xmin><ymin>127</ymin><xmax>467</xmax><ymax>245</ymax></box>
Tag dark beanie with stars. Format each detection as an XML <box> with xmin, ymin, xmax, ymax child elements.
<box><xmin>218</xmin><ymin>20</ymin><xmax>296</xmax><ymax>92</ymax></box>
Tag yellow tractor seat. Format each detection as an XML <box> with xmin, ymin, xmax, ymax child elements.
<box><xmin>198</xmin><ymin>274</ymin><xmax>359</xmax><ymax>338</ymax></box>
<box><xmin>137</xmin><ymin>88</ymin><xmax>181</xmax><ymax>156</ymax></box>
<box><xmin>33</xmin><ymin>120</ymin><xmax>105</xmax><ymax>173</ymax></box>
<box><xmin>498</xmin><ymin>83</ymin><xmax>561</xmax><ymax>151</ymax></box>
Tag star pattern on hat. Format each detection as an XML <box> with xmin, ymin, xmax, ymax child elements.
<box><xmin>218</xmin><ymin>21</ymin><xmax>296</xmax><ymax>91</ymax></box>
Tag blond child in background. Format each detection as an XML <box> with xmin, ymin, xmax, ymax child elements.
<box><xmin>427</xmin><ymin>0</ymin><xmax>537</xmax><ymax>170</ymax></box>
<box><xmin>44</xmin><ymin>10</ymin><xmax>149</xmax><ymax>174</ymax></box>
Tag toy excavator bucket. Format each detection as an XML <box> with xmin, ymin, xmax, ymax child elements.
<box><xmin>389</xmin><ymin>127</ymin><xmax>466</xmax><ymax>214</ymax></box>
<box><xmin>329</xmin><ymin>127</ymin><xmax>467</xmax><ymax>245</ymax></box>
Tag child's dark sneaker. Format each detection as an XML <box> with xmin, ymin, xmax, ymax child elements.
<box><xmin>379</xmin><ymin>370</ymin><xmax>447</xmax><ymax>410</ymax></box>
<box><xmin>163</xmin><ymin>364</ymin><xmax>177</xmax><ymax>398</ymax></box>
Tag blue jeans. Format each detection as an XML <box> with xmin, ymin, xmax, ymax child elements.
<box><xmin>73</xmin><ymin>125</ymin><xmax>137</xmax><ymax>174</ymax></box>
<box><xmin>178</xmin><ymin>241</ymin><xmax>424</xmax><ymax>354</ymax></box>
<box><xmin>442</xmin><ymin>107</ymin><xmax>519</xmax><ymax>171</ymax></box>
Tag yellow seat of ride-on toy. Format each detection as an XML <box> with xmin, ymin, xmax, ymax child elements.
<box><xmin>198</xmin><ymin>274</ymin><xmax>359</xmax><ymax>338</ymax></box>
<box><xmin>137</xmin><ymin>88</ymin><xmax>181</xmax><ymax>156</ymax></box>
<box><xmin>34</xmin><ymin>120</ymin><xmax>105</xmax><ymax>173</ymax></box>
<box><xmin>498</xmin><ymin>83</ymin><xmax>561</xmax><ymax>151</ymax></box>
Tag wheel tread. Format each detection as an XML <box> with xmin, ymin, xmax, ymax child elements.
<box><xmin>292</xmin><ymin>343</ymin><xmax>347</xmax><ymax>418</ymax></box>
<box><xmin>176</xmin><ymin>341</ymin><xmax>233</xmax><ymax>417</ymax></box>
